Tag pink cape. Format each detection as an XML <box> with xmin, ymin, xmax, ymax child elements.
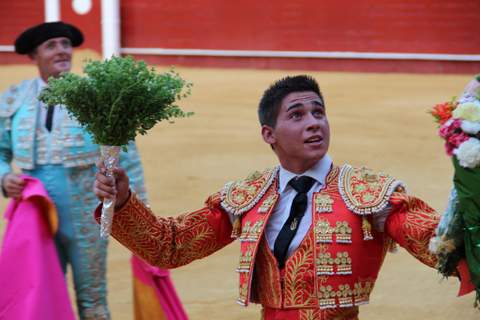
<box><xmin>0</xmin><ymin>175</ymin><xmax>75</xmax><ymax>320</ymax></box>
<box><xmin>131</xmin><ymin>255</ymin><xmax>188</xmax><ymax>320</ymax></box>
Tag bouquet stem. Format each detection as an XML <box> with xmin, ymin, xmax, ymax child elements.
<box><xmin>100</xmin><ymin>145</ymin><xmax>121</xmax><ymax>238</ymax></box>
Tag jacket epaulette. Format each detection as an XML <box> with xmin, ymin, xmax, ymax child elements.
<box><xmin>338</xmin><ymin>164</ymin><xmax>405</xmax><ymax>216</ymax></box>
<box><xmin>220</xmin><ymin>167</ymin><xmax>278</xmax><ymax>216</ymax></box>
<box><xmin>0</xmin><ymin>80</ymin><xmax>36</xmax><ymax>118</ymax></box>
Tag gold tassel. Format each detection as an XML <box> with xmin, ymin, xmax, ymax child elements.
<box><xmin>231</xmin><ymin>217</ymin><xmax>242</xmax><ymax>239</ymax></box>
<box><xmin>362</xmin><ymin>216</ymin><xmax>373</xmax><ymax>240</ymax></box>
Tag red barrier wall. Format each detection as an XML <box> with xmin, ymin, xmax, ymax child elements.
<box><xmin>1</xmin><ymin>1</ymin><xmax>479</xmax><ymax>73</ymax></box>
<box><xmin>120</xmin><ymin>0</ymin><xmax>480</xmax><ymax>73</ymax></box>
<box><xmin>0</xmin><ymin>0</ymin><xmax>44</xmax><ymax>64</ymax></box>
<box><xmin>121</xmin><ymin>0</ymin><xmax>480</xmax><ymax>54</ymax></box>
<box><xmin>61</xmin><ymin>0</ymin><xmax>102</xmax><ymax>53</ymax></box>
<box><xmin>0</xmin><ymin>0</ymin><xmax>101</xmax><ymax>65</ymax></box>
<box><xmin>0</xmin><ymin>0</ymin><xmax>44</xmax><ymax>46</ymax></box>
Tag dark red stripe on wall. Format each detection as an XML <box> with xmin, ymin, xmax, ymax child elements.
<box><xmin>124</xmin><ymin>54</ymin><xmax>480</xmax><ymax>74</ymax></box>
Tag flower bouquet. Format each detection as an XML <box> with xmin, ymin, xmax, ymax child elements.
<box><xmin>429</xmin><ymin>76</ymin><xmax>480</xmax><ymax>306</ymax></box>
<box><xmin>38</xmin><ymin>56</ymin><xmax>192</xmax><ymax>238</ymax></box>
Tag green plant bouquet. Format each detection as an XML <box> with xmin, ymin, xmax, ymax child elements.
<box><xmin>429</xmin><ymin>75</ymin><xmax>480</xmax><ymax>306</ymax></box>
<box><xmin>39</xmin><ymin>56</ymin><xmax>192</xmax><ymax>238</ymax></box>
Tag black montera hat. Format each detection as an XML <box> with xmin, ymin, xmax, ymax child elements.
<box><xmin>14</xmin><ymin>21</ymin><xmax>84</xmax><ymax>54</ymax></box>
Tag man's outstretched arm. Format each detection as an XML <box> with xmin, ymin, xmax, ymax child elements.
<box><xmin>94</xmin><ymin>167</ymin><xmax>234</xmax><ymax>269</ymax></box>
<box><xmin>384</xmin><ymin>191</ymin><xmax>440</xmax><ymax>268</ymax></box>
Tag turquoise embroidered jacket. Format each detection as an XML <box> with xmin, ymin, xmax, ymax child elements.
<box><xmin>0</xmin><ymin>78</ymin><xmax>147</xmax><ymax>201</ymax></box>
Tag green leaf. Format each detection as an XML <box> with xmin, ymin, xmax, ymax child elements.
<box><xmin>38</xmin><ymin>56</ymin><xmax>193</xmax><ymax>146</ymax></box>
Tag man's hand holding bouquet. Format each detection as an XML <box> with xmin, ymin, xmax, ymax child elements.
<box><xmin>39</xmin><ymin>56</ymin><xmax>192</xmax><ymax>238</ymax></box>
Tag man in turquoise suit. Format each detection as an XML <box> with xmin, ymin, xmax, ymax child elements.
<box><xmin>0</xmin><ymin>22</ymin><xmax>147</xmax><ymax>319</ymax></box>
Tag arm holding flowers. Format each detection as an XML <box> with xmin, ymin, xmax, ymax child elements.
<box><xmin>95</xmin><ymin>165</ymin><xmax>130</xmax><ymax>210</ymax></box>
<box><xmin>39</xmin><ymin>56</ymin><xmax>192</xmax><ymax>237</ymax></box>
<box><xmin>93</xmin><ymin>166</ymin><xmax>234</xmax><ymax>268</ymax></box>
<box><xmin>118</xmin><ymin>141</ymin><xmax>148</xmax><ymax>203</ymax></box>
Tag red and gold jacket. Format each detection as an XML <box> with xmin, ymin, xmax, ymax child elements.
<box><xmin>99</xmin><ymin>164</ymin><xmax>439</xmax><ymax>320</ymax></box>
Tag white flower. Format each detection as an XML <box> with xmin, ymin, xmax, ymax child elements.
<box><xmin>429</xmin><ymin>237</ymin><xmax>440</xmax><ymax>253</ymax></box>
<box><xmin>454</xmin><ymin>138</ymin><xmax>480</xmax><ymax>168</ymax></box>
<box><xmin>452</xmin><ymin>101</ymin><xmax>480</xmax><ymax>122</ymax></box>
<box><xmin>461</xmin><ymin>120</ymin><xmax>480</xmax><ymax>135</ymax></box>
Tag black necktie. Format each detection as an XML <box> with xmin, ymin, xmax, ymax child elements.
<box><xmin>45</xmin><ymin>105</ymin><xmax>55</xmax><ymax>132</ymax></box>
<box><xmin>274</xmin><ymin>176</ymin><xmax>315</xmax><ymax>269</ymax></box>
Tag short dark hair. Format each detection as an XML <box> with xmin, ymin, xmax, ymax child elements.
<box><xmin>258</xmin><ymin>75</ymin><xmax>323</xmax><ymax>127</ymax></box>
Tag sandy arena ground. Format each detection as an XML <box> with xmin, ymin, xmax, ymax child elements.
<box><xmin>0</xmin><ymin>51</ymin><xmax>478</xmax><ymax>319</ymax></box>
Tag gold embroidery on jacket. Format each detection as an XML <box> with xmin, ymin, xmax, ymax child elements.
<box><xmin>318</xmin><ymin>285</ymin><xmax>336</xmax><ymax>309</ymax></box>
<box><xmin>316</xmin><ymin>252</ymin><xmax>352</xmax><ymax>276</ymax></box>
<box><xmin>258</xmin><ymin>194</ymin><xmax>277</xmax><ymax>213</ymax></box>
<box><xmin>237</xmin><ymin>246</ymin><xmax>254</xmax><ymax>273</ymax></box>
<box><xmin>335</xmin><ymin>221</ymin><xmax>352</xmax><ymax>243</ymax></box>
<box><xmin>283</xmin><ymin>232</ymin><xmax>316</xmax><ymax>308</ymax></box>
<box><xmin>314</xmin><ymin>193</ymin><xmax>334</xmax><ymax>213</ymax></box>
<box><xmin>318</xmin><ymin>280</ymin><xmax>374</xmax><ymax>309</ymax></box>
<box><xmin>338</xmin><ymin>284</ymin><xmax>354</xmax><ymax>307</ymax></box>
<box><xmin>336</xmin><ymin>252</ymin><xmax>352</xmax><ymax>275</ymax></box>
<box><xmin>240</xmin><ymin>221</ymin><xmax>251</xmax><ymax>239</ymax></box>
<box><xmin>338</xmin><ymin>164</ymin><xmax>404</xmax><ymax>216</ymax></box>
<box><xmin>353</xmin><ymin>281</ymin><xmax>374</xmax><ymax>305</ymax></box>
<box><xmin>315</xmin><ymin>219</ymin><xmax>334</xmax><ymax>243</ymax></box>
<box><xmin>240</xmin><ymin>220</ymin><xmax>264</xmax><ymax>242</ymax></box>
<box><xmin>390</xmin><ymin>192</ymin><xmax>439</xmax><ymax>268</ymax></box>
<box><xmin>298</xmin><ymin>307</ymin><xmax>360</xmax><ymax>320</ymax></box>
<box><xmin>316</xmin><ymin>252</ymin><xmax>334</xmax><ymax>275</ymax></box>
<box><xmin>315</xmin><ymin>219</ymin><xmax>352</xmax><ymax>244</ymax></box>
<box><xmin>251</xmin><ymin>239</ymin><xmax>282</xmax><ymax>308</ymax></box>
<box><xmin>221</xmin><ymin>167</ymin><xmax>278</xmax><ymax>216</ymax></box>
<box><xmin>237</xmin><ymin>280</ymin><xmax>248</xmax><ymax>306</ymax></box>
<box><xmin>299</xmin><ymin>310</ymin><xmax>318</xmax><ymax>320</ymax></box>
<box><xmin>111</xmin><ymin>195</ymin><xmax>224</xmax><ymax>269</ymax></box>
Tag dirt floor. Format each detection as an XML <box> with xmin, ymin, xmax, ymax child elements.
<box><xmin>0</xmin><ymin>50</ymin><xmax>479</xmax><ymax>319</ymax></box>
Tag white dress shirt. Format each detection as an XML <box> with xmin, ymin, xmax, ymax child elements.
<box><xmin>265</xmin><ymin>155</ymin><xmax>333</xmax><ymax>258</ymax></box>
<box><xmin>36</xmin><ymin>78</ymin><xmax>66</xmax><ymax>132</ymax></box>
<box><xmin>35</xmin><ymin>78</ymin><xmax>67</xmax><ymax>164</ymax></box>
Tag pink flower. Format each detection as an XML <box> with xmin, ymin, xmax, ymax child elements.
<box><xmin>439</xmin><ymin>124</ymin><xmax>450</xmax><ymax>138</ymax></box>
<box><xmin>448</xmin><ymin>132</ymin><xmax>469</xmax><ymax>147</ymax></box>
<box><xmin>442</xmin><ymin>128</ymin><xmax>469</xmax><ymax>156</ymax></box>
<box><xmin>439</xmin><ymin>120</ymin><xmax>469</xmax><ymax>155</ymax></box>
<box><xmin>444</xmin><ymin>142</ymin><xmax>455</xmax><ymax>156</ymax></box>
<box><xmin>439</xmin><ymin>119</ymin><xmax>462</xmax><ymax>139</ymax></box>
